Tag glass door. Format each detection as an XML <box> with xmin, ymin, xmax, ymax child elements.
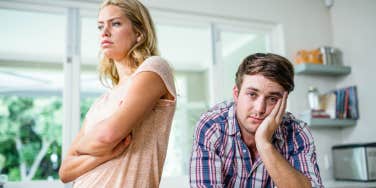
<box><xmin>211</xmin><ymin>25</ymin><xmax>270</xmax><ymax>103</ymax></box>
<box><xmin>156</xmin><ymin>22</ymin><xmax>212</xmax><ymax>178</ymax></box>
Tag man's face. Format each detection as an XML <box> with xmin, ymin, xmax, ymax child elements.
<box><xmin>233</xmin><ymin>74</ymin><xmax>285</xmax><ymax>136</ymax></box>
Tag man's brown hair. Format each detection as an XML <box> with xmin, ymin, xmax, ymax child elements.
<box><xmin>235</xmin><ymin>53</ymin><xmax>295</xmax><ymax>92</ymax></box>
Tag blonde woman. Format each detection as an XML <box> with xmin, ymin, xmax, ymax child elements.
<box><xmin>59</xmin><ymin>0</ymin><xmax>176</xmax><ymax>187</ymax></box>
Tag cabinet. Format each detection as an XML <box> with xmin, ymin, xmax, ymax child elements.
<box><xmin>295</xmin><ymin>63</ymin><xmax>356</xmax><ymax>128</ymax></box>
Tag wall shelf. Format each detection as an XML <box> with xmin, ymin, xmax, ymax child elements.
<box><xmin>295</xmin><ymin>64</ymin><xmax>351</xmax><ymax>76</ymax></box>
<box><xmin>301</xmin><ymin>116</ymin><xmax>356</xmax><ymax>128</ymax></box>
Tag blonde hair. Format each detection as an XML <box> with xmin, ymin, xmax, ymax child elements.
<box><xmin>98</xmin><ymin>0</ymin><xmax>159</xmax><ymax>87</ymax></box>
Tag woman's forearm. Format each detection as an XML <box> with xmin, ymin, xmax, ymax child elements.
<box><xmin>59</xmin><ymin>154</ymin><xmax>106</xmax><ymax>183</ymax></box>
<box><xmin>75</xmin><ymin>123</ymin><xmax>125</xmax><ymax>156</ymax></box>
<box><xmin>60</xmin><ymin>135</ymin><xmax>131</xmax><ymax>183</ymax></box>
<box><xmin>77</xmin><ymin>72</ymin><xmax>166</xmax><ymax>156</ymax></box>
<box><xmin>76</xmin><ymin>119</ymin><xmax>134</xmax><ymax>156</ymax></box>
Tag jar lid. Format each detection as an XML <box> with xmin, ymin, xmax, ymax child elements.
<box><xmin>308</xmin><ymin>86</ymin><xmax>318</xmax><ymax>92</ymax></box>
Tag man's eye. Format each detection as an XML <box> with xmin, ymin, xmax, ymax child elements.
<box><xmin>268</xmin><ymin>97</ymin><xmax>278</xmax><ymax>104</ymax></box>
<box><xmin>248</xmin><ymin>93</ymin><xmax>257</xmax><ymax>97</ymax></box>
<box><xmin>97</xmin><ymin>25</ymin><xmax>104</xmax><ymax>30</ymax></box>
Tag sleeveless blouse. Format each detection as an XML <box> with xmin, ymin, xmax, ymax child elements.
<box><xmin>73</xmin><ymin>56</ymin><xmax>176</xmax><ymax>188</ymax></box>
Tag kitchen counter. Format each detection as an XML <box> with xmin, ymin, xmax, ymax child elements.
<box><xmin>324</xmin><ymin>180</ymin><xmax>376</xmax><ymax>188</ymax></box>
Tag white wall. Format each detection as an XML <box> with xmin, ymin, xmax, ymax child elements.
<box><xmin>146</xmin><ymin>0</ymin><xmax>333</xmax><ymax>59</ymax></box>
<box><xmin>330</xmin><ymin>1</ymin><xmax>376</xmax><ymax>142</ymax></box>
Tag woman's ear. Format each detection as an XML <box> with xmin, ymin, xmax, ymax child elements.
<box><xmin>136</xmin><ymin>34</ymin><xmax>142</xmax><ymax>42</ymax></box>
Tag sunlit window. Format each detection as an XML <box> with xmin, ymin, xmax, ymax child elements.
<box><xmin>0</xmin><ymin>7</ymin><xmax>66</xmax><ymax>182</ymax></box>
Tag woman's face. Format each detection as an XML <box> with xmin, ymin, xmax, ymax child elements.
<box><xmin>98</xmin><ymin>5</ymin><xmax>138</xmax><ymax>61</ymax></box>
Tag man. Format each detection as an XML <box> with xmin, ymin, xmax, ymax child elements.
<box><xmin>190</xmin><ymin>53</ymin><xmax>323</xmax><ymax>188</ymax></box>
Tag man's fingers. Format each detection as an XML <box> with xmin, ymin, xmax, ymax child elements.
<box><xmin>270</xmin><ymin>96</ymin><xmax>282</xmax><ymax>118</ymax></box>
<box><xmin>276</xmin><ymin>92</ymin><xmax>287</xmax><ymax>123</ymax></box>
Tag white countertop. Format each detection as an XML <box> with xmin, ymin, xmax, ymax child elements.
<box><xmin>324</xmin><ymin>180</ymin><xmax>376</xmax><ymax>188</ymax></box>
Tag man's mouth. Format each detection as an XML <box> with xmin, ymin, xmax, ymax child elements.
<box><xmin>248</xmin><ymin>116</ymin><xmax>264</xmax><ymax>123</ymax></box>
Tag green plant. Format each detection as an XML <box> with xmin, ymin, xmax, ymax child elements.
<box><xmin>0</xmin><ymin>96</ymin><xmax>62</xmax><ymax>181</ymax></box>
<box><xmin>0</xmin><ymin>96</ymin><xmax>95</xmax><ymax>181</ymax></box>
<box><xmin>0</xmin><ymin>154</ymin><xmax>5</xmax><ymax>173</ymax></box>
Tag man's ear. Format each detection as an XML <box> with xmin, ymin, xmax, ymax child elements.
<box><xmin>233</xmin><ymin>85</ymin><xmax>239</xmax><ymax>102</ymax></box>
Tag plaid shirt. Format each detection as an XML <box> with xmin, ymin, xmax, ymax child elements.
<box><xmin>190</xmin><ymin>101</ymin><xmax>323</xmax><ymax>188</ymax></box>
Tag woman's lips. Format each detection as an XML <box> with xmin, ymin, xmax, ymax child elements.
<box><xmin>101</xmin><ymin>40</ymin><xmax>113</xmax><ymax>47</ymax></box>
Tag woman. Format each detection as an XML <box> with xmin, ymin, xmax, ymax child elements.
<box><xmin>58</xmin><ymin>0</ymin><xmax>176</xmax><ymax>187</ymax></box>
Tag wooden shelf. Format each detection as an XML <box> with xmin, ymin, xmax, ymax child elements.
<box><xmin>301</xmin><ymin>115</ymin><xmax>356</xmax><ymax>128</ymax></box>
<box><xmin>295</xmin><ymin>63</ymin><xmax>351</xmax><ymax>76</ymax></box>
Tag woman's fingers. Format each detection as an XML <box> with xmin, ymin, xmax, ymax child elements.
<box><xmin>109</xmin><ymin>134</ymin><xmax>132</xmax><ymax>158</ymax></box>
<box><xmin>123</xmin><ymin>134</ymin><xmax>132</xmax><ymax>147</ymax></box>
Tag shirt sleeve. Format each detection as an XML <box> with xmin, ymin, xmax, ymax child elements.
<box><xmin>190</xmin><ymin>115</ymin><xmax>224</xmax><ymax>188</ymax></box>
<box><xmin>289</xmin><ymin>123</ymin><xmax>324</xmax><ymax>188</ymax></box>
<box><xmin>132</xmin><ymin>56</ymin><xmax>176</xmax><ymax>98</ymax></box>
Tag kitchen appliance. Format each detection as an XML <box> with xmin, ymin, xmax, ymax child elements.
<box><xmin>332</xmin><ymin>142</ymin><xmax>376</xmax><ymax>181</ymax></box>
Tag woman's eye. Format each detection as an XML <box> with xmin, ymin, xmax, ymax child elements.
<box><xmin>97</xmin><ymin>25</ymin><xmax>103</xmax><ymax>30</ymax></box>
<box><xmin>112</xmin><ymin>22</ymin><xmax>121</xmax><ymax>27</ymax></box>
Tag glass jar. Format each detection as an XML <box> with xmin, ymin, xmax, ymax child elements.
<box><xmin>308</xmin><ymin>86</ymin><xmax>320</xmax><ymax>110</ymax></box>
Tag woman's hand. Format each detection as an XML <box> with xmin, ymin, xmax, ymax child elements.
<box><xmin>100</xmin><ymin>134</ymin><xmax>132</xmax><ymax>161</ymax></box>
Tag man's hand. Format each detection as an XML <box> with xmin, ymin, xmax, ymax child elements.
<box><xmin>255</xmin><ymin>92</ymin><xmax>287</xmax><ymax>144</ymax></box>
<box><xmin>254</xmin><ymin>92</ymin><xmax>313</xmax><ymax>188</ymax></box>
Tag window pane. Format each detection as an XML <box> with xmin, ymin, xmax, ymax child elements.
<box><xmin>0</xmin><ymin>9</ymin><xmax>65</xmax><ymax>63</ymax></box>
<box><xmin>0</xmin><ymin>68</ymin><xmax>63</xmax><ymax>181</ymax></box>
<box><xmin>156</xmin><ymin>24</ymin><xmax>212</xmax><ymax>70</ymax></box>
<box><xmin>0</xmin><ymin>8</ymin><xmax>65</xmax><ymax>182</ymax></box>
<box><xmin>80</xmin><ymin>15</ymin><xmax>106</xmax><ymax>124</ymax></box>
<box><xmin>158</xmin><ymin>24</ymin><xmax>211</xmax><ymax>177</ymax></box>
<box><xmin>81</xmin><ymin>16</ymin><xmax>100</xmax><ymax>66</ymax></box>
<box><xmin>216</xmin><ymin>30</ymin><xmax>268</xmax><ymax>102</ymax></box>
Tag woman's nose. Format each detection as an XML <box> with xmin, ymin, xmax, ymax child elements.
<box><xmin>101</xmin><ymin>25</ymin><xmax>110</xmax><ymax>37</ymax></box>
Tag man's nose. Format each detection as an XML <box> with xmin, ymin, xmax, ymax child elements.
<box><xmin>254</xmin><ymin>98</ymin><xmax>266</xmax><ymax>115</ymax></box>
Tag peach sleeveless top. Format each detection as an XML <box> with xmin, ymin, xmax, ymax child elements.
<box><xmin>73</xmin><ymin>56</ymin><xmax>176</xmax><ymax>188</ymax></box>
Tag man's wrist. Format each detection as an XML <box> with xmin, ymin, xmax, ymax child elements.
<box><xmin>255</xmin><ymin>138</ymin><xmax>273</xmax><ymax>151</ymax></box>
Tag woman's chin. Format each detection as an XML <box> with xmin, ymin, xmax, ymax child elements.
<box><xmin>103</xmin><ymin>52</ymin><xmax>124</xmax><ymax>61</ymax></box>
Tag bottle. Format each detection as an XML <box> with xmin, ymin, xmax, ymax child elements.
<box><xmin>308</xmin><ymin>86</ymin><xmax>320</xmax><ymax>110</ymax></box>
